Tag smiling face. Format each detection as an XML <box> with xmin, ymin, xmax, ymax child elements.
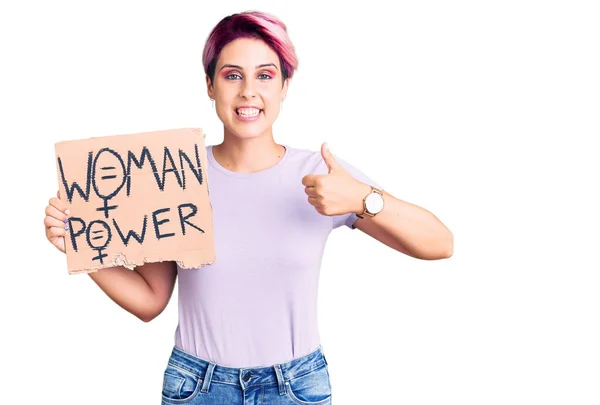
<box><xmin>206</xmin><ymin>37</ymin><xmax>289</xmax><ymax>140</ymax></box>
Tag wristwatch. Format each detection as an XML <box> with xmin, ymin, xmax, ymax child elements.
<box><xmin>356</xmin><ymin>186</ymin><xmax>384</xmax><ymax>219</ymax></box>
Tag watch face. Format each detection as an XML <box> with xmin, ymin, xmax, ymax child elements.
<box><xmin>365</xmin><ymin>192</ymin><xmax>384</xmax><ymax>214</ymax></box>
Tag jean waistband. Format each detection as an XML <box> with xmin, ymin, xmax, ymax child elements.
<box><xmin>167</xmin><ymin>344</ymin><xmax>329</xmax><ymax>393</ymax></box>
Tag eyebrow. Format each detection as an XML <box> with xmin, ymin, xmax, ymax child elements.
<box><xmin>219</xmin><ymin>63</ymin><xmax>278</xmax><ymax>71</ymax></box>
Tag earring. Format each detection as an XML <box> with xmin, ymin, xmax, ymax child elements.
<box><xmin>210</xmin><ymin>98</ymin><xmax>214</xmax><ymax>108</ymax></box>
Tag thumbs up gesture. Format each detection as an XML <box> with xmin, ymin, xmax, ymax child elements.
<box><xmin>301</xmin><ymin>142</ymin><xmax>371</xmax><ymax>216</ymax></box>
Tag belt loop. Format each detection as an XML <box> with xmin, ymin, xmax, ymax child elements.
<box><xmin>201</xmin><ymin>362</ymin><xmax>216</xmax><ymax>393</ymax></box>
<box><xmin>273</xmin><ymin>364</ymin><xmax>286</xmax><ymax>395</ymax></box>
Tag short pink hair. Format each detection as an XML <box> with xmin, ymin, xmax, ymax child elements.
<box><xmin>202</xmin><ymin>11</ymin><xmax>298</xmax><ymax>85</ymax></box>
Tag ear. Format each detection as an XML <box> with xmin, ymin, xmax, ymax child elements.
<box><xmin>281</xmin><ymin>77</ymin><xmax>290</xmax><ymax>101</ymax></box>
<box><xmin>206</xmin><ymin>74</ymin><xmax>214</xmax><ymax>99</ymax></box>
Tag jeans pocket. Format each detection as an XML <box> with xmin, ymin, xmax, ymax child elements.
<box><xmin>161</xmin><ymin>362</ymin><xmax>203</xmax><ymax>403</ymax></box>
<box><xmin>285</xmin><ymin>363</ymin><xmax>332</xmax><ymax>405</ymax></box>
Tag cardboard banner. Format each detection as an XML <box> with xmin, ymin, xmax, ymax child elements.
<box><xmin>54</xmin><ymin>127</ymin><xmax>215</xmax><ymax>274</ymax></box>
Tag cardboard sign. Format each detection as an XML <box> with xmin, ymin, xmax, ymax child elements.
<box><xmin>54</xmin><ymin>127</ymin><xmax>215</xmax><ymax>274</ymax></box>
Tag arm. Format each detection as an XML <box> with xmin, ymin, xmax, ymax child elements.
<box><xmin>45</xmin><ymin>193</ymin><xmax>177</xmax><ymax>322</ymax></box>
<box><xmin>87</xmin><ymin>261</ymin><xmax>177</xmax><ymax>322</ymax></box>
<box><xmin>303</xmin><ymin>144</ymin><xmax>453</xmax><ymax>260</ymax></box>
<box><xmin>352</xmin><ymin>186</ymin><xmax>454</xmax><ymax>260</ymax></box>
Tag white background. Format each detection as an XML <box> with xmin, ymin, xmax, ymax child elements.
<box><xmin>1</xmin><ymin>0</ymin><xmax>599</xmax><ymax>404</ymax></box>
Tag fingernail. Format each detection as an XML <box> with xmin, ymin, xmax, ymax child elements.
<box><xmin>65</xmin><ymin>209</ymin><xmax>70</xmax><ymax>216</ymax></box>
<box><xmin>63</xmin><ymin>218</ymin><xmax>68</xmax><ymax>223</ymax></box>
<box><xmin>64</xmin><ymin>225</ymin><xmax>69</xmax><ymax>230</ymax></box>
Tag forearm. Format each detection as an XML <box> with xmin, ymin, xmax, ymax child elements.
<box><xmin>87</xmin><ymin>267</ymin><xmax>157</xmax><ymax>322</ymax></box>
<box><xmin>354</xmin><ymin>184</ymin><xmax>453</xmax><ymax>259</ymax></box>
<box><xmin>381</xmin><ymin>191</ymin><xmax>452</xmax><ymax>258</ymax></box>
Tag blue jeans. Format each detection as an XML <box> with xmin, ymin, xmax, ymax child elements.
<box><xmin>161</xmin><ymin>345</ymin><xmax>333</xmax><ymax>404</ymax></box>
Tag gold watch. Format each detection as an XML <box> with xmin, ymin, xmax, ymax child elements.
<box><xmin>356</xmin><ymin>186</ymin><xmax>384</xmax><ymax>219</ymax></box>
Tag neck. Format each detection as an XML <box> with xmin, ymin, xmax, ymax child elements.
<box><xmin>212</xmin><ymin>129</ymin><xmax>286</xmax><ymax>174</ymax></box>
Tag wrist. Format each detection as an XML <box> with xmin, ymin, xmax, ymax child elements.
<box><xmin>352</xmin><ymin>182</ymin><xmax>372</xmax><ymax>215</ymax></box>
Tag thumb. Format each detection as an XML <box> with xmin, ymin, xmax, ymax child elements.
<box><xmin>321</xmin><ymin>142</ymin><xmax>341</xmax><ymax>173</ymax></box>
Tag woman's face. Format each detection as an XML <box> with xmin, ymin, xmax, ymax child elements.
<box><xmin>207</xmin><ymin>37</ymin><xmax>289</xmax><ymax>140</ymax></box>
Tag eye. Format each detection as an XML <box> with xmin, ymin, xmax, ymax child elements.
<box><xmin>226</xmin><ymin>73</ymin><xmax>242</xmax><ymax>80</ymax></box>
<box><xmin>258</xmin><ymin>73</ymin><xmax>272</xmax><ymax>80</ymax></box>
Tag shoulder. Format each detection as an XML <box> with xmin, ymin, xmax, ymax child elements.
<box><xmin>283</xmin><ymin>144</ymin><xmax>367</xmax><ymax>179</ymax></box>
<box><xmin>283</xmin><ymin>145</ymin><xmax>328</xmax><ymax>175</ymax></box>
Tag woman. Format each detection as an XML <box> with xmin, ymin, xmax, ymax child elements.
<box><xmin>43</xmin><ymin>10</ymin><xmax>453</xmax><ymax>404</ymax></box>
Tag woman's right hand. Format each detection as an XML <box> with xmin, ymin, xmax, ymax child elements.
<box><xmin>44</xmin><ymin>191</ymin><xmax>70</xmax><ymax>253</ymax></box>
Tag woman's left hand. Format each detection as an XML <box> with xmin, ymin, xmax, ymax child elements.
<box><xmin>302</xmin><ymin>143</ymin><xmax>371</xmax><ymax>216</ymax></box>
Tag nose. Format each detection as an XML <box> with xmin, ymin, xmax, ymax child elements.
<box><xmin>239</xmin><ymin>78</ymin><xmax>257</xmax><ymax>99</ymax></box>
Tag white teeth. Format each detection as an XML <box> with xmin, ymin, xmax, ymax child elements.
<box><xmin>237</xmin><ymin>107</ymin><xmax>260</xmax><ymax>117</ymax></box>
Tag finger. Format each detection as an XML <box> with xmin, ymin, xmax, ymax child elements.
<box><xmin>320</xmin><ymin>142</ymin><xmax>343</xmax><ymax>173</ymax></box>
<box><xmin>53</xmin><ymin>237</ymin><xmax>66</xmax><ymax>253</ymax></box>
<box><xmin>46</xmin><ymin>226</ymin><xmax>67</xmax><ymax>238</ymax></box>
<box><xmin>307</xmin><ymin>196</ymin><xmax>320</xmax><ymax>208</ymax></box>
<box><xmin>320</xmin><ymin>142</ymin><xmax>334</xmax><ymax>172</ymax></box>
<box><xmin>44</xmin><ymin>216</ymin><xmax>68</xmax><ymax>229</ymax></box>
<box><xmin>302</xmin><ymin>174</ymin><xmax>318</xmax><ymax>187</ymax></box>
<box><xmin>55</xmin><ymin>241</ymin><xmax>66</xmax><ymax>254</ymax></box>
<box><xmin>49</xmin><ymin>197</ymin><xmax>69</xmax><ymax>214</ymax></box>
<box><xmin>45</xmin><ymin>205</ymin><xmax>68</xmax><ymax>222</ymax></box>
<box><xmin>304</xmin><ymin>186</ymin><xmax>317</xmax><ymax>197</ymax></box>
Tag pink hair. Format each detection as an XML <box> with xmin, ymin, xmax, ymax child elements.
<box><xmin>202</xmin><ymin>11</ymin><xmax>298</xmax><ymax>85</ymax></box>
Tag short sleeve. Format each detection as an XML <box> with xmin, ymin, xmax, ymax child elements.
<box><xmin>331</xmin><ymin>157</ymin><xmax>384</xmax><ymax>230</ymax></box>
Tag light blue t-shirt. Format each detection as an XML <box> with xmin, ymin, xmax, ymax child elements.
<box><xmin>174</xmin><ymin>144</ymin><xmax>382</xmax><ymax>367</ymax></box>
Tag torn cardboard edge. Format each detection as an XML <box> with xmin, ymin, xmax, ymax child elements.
<box><xmin>67</xmin><ymin>255</ymin><xmax>217</xmax><ymax>274</ymax></box>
